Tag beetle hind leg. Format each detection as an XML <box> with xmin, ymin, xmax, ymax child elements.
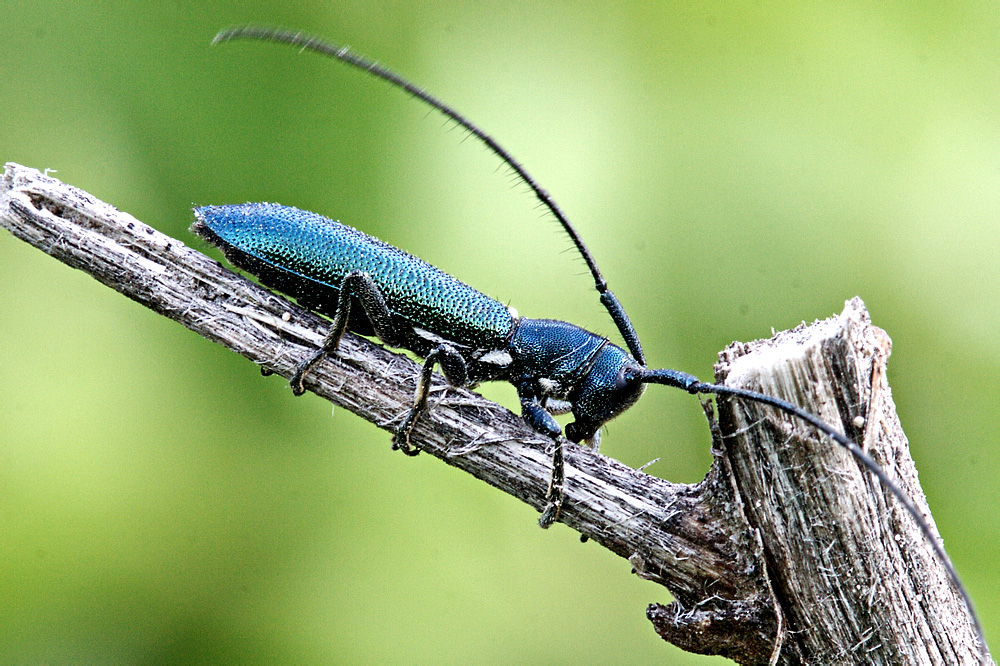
<box><xmin>392</xmin><ymin>343</ymin><xmax>468</xmax><ymax>455</ymax></box>
<box><xmin>289</xmin><ymin>271</ymin><xmax>406</xmax><ymax>395</ymax></box>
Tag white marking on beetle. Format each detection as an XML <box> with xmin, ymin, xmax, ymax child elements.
<box><xmin>545</xmin><ymin>399</ymin><xmax>573</xmax><ymax>415</ymax></box>
<box><xmin>413</xmin><ymin>327</ymin><xmax>448</xmax><ymax>345</ymax></box>
<box><xmin>478</xmin><ymin>349</ymin><xmax>512</xmax><ymax>366</ymax></box>
<box><xmin>538</xmin><ymin>378</ymin><xmax>562</xmax><ymax>396</ymax></box>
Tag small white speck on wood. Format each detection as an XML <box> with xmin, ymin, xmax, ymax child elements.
<box><xmin>1</xmin><ymin>164</ymin><xmax>988</xmax><ymax>664</ymax></box>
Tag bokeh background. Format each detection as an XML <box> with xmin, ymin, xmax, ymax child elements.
<box><xmin>2</xmin><ymin>2</ymin><xmax>997</xmax><ymax>662</ymax></box>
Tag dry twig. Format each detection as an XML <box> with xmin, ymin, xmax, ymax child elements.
<box><xmin>1</xmin><ymin>163</ymin><xmax>987</xmax><ymax>663</ymax></box>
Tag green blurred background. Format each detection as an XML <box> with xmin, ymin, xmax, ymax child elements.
<box><xmin>2</xmin><ymin>2</ymin><xmax>997</xmax><ymax>662</ymax></box>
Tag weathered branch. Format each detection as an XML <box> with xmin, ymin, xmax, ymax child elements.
<box><xmin>1</xmin><ymin>163</ymin><xmax>987</xmax><ymax>664</ymax></box>
<box><xmin>700</xmin><ymin>305</ymin><xmax>988</xmax><ymax>663</ymax></box>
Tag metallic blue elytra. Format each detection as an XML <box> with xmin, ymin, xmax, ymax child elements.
<box><xmin>193</xmin><ymin>203</ymin><xmax>514</xmax><ymax>350</ymax></box>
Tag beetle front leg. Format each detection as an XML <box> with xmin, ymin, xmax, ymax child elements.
<box><xmin>393</xmin><ymin>343</ymin><xmax>468</xmax><ymax>456</ymax></box>
<box><xmin>537</xmin><ymin>441</ymin><xmax>565</xmax><ymax>529</ymax></box>
<box><xmin>516</xmin><ymin>382</ymin><xmax>566</xmax><ymax>529</ymax></box>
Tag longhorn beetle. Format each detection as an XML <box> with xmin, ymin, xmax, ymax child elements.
<box><xmin>196</xmin><ymin>26</ymin><xmax>985</xmax><ymax>652</ymax></box>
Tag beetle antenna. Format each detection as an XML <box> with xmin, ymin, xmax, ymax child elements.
<box><xmin>641</xmin><ymin>368</ymin><xmax>987</xmax><ymax>656</ymax></box>
<box><xmin>212</xmin><ymin>25</ymin><xmax>646</xmax><ymax>365</ymax></box>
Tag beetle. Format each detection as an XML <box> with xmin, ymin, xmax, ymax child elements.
<box><xmin>195</xmin><ymin>26</ymin><xmax>984</xmax><ymax>648</ymax></box>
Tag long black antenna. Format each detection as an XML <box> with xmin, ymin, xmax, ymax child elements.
<box><xmin>643</xmin><ymin>367</ymin><xmax>988</xmax><ymax>660</ymax></box>
<box><xmin>212</xmin><ymin>25</ymin><xmax>646</xmax><ymax>365</ymax></box>
<box><xmin>213</xmin><ymin>26</ymin><xmax>987</xmax><ymax>658</ymax></box>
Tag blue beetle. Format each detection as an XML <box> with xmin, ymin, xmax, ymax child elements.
<box><xmin>189</xmin><ymin>31</ymin><xmax>988</xmax><ymax>650</ymax></box>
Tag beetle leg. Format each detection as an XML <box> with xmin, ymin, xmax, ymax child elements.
<box><xmin>516</xmin><ymin>381</ymin><xmax>566</xmax><ymax>528</ymax></box>
<box><xmin>537</xmin><ymin>439</ymin><xmax>565</xmax><ymax>529</ymax></box>
<box><xmin>290</xmin><ymin>270</ymin><xmax>407</xmax><ymax>395</ymax></box>
<box><xmin>393</xmin><ymin>343</ymin><xmax>468</xmax><ymax>456</ymax></box>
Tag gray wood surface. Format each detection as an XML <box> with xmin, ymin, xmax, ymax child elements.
<box><xmin>2</xmin><ymin>162</ymin><xmax>987</xmax><ymax>664</ymax></box>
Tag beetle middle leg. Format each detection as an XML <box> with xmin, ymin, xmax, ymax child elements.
<box><xmin>393</xmin><ymin>343</ymin><xmax>468</xmax><ymax>456</ymax></box>
<box><xmin>287</xmin><ymin>270</ymin><xmax>471</xmax><ymax>457</ymax></box>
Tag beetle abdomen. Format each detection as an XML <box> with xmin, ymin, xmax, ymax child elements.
<box><xmin>193</xmin><ymin>203</ymin><xmax>513</xmax><ymax>348</ymax></box>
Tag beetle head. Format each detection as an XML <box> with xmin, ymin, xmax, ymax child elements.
<box><xmin>565</xmin><ymin>346</ymin><xmax>646</xmax><ymax>443</ymax></box>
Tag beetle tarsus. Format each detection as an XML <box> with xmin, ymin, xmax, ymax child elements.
<box><xmin>289</xmin><ymin>350</ymin><xmax>325</xmax><ymax>396</ymax></box>
<box><xmin>392</xmin><ymin>410</ymin><xmax>423</xmax><ymax>457</ymax></box>
<box><xmin>538</xmin><ymin>438</ymin><xmax>565</xmax><ymax>529</ymax></box>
